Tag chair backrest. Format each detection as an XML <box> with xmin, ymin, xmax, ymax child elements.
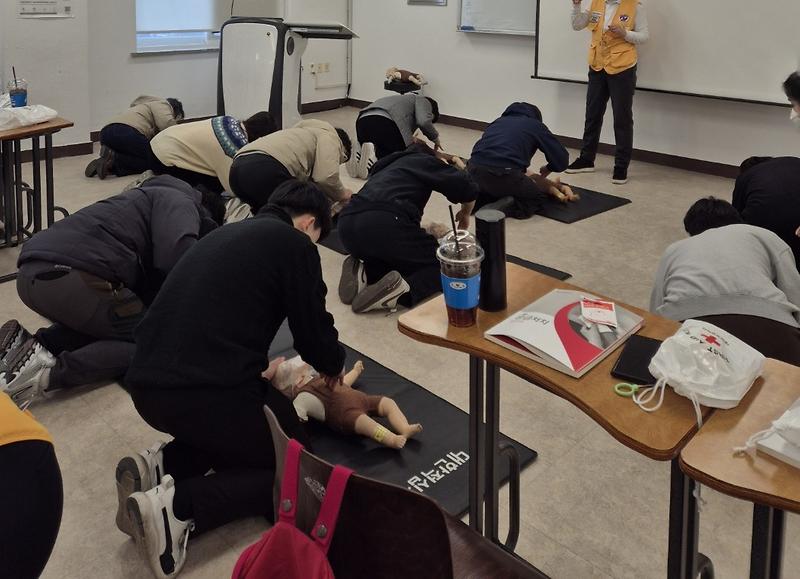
<box><xmin>264</xmin><ymin>405</ymin><xmax>455</xmax><ymax>579</ymax></box>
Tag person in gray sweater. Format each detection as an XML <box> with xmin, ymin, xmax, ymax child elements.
<box><xmin>650</xmin><ymin>197</ymin><xmax>800</xmax><ymax>365</ymax></box>
<box><xmin>355</xmin><ymin>93</ymin><xmax>441</xmax><ymax>160</ymax></box>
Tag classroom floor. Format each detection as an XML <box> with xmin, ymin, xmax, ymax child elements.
<box><xmin>2</xmin><ymin>107</ymin><xmax>797</xmax><ymax>579</ymax></box>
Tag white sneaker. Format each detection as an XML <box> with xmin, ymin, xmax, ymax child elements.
<box><xmin>116</xmin><ymin>441</ymin><xmax>168</xmax><ymax>538</ymax></box>
<box><xmin>338</xmin><ymin>255</ymin><xmax>367</xmax><ymax>305</ymax></box>
<box><xmin>0</xmin><ymin>338</ymin><xmax>55</xmax><ymax>410</ymax></box>
<box><xmin>359</xmin><ymin>142</ymin><xmax>376</xmax><ymax>179</ymax></box>
<box><xmin>346</xmin><ymin>144</ymin><xmax>362</xmax><ymax>178</ymax></box>
<box><xmin>352</xmin><ymin>271</ymin><xmax>410</xmax><ymax>313</ymax></box>
<box><xmin>127</xmin><ymin>475</ymin><xmax>194</xmax><ymax>579</ymax></box>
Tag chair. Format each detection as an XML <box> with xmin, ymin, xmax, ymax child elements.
<box><xmin>264</xmin><ymin>405</ymin><xmax>548</xmax><ymax>579</ymax></box>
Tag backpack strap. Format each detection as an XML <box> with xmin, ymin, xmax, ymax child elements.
<box><xmin>310</xmin><ymin>464</ymin><xmax>353</xmax><ymax>555</ymax></box>
<box><xmin>278</xmin><ymin>439</ymin><xmax>303</xmax><ymax>525</ymax></box>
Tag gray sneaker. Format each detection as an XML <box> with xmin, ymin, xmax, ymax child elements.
<box><xmin>122</xmin><ymin>170</ymin><xmax>156</xmax><ymax>192</ymax></box>
<box><xmin>0</xmin><ymin>320</ymin><xmax>32</xmax><ymax>373</ymax></box>
<box><xmin>116</xmin><ymin>441</ymin><xmax>168</xmax><ymax>538</ymax></box>
<box><xmin>0</xmin><ymin>338</ymin><xmax>55</xmax><ymax>410</ymax></box>
<box><xmin>338</xmin><ymin>255</ymin><xmax>367</xmax><ymax>305</ymax></box>
<box><xmin>352</xmin><ymin>271</ymin><xmax>410</xmax><ymax>313</ymax></box>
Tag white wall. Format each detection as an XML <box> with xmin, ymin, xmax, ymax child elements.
<box><xmin>286</xmin><ymin>0</ymin><xmax>349</xmax><ymax>105</ymax></box>
<box><xmin>1</xmin><ymin>0</ymin><xmax>91</xmax><ymax>147</ymax></box>
<box><xmin>88</xmin><ymin>0</ymin><xmax>220</xmax><ymax>131</ymax></box>
<box><xmin>350</xmin><ymin>1</ymin><xmax>798</xmax><ymax>167</ymax></box>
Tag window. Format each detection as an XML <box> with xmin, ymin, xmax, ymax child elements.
<box><xmin>135</xmin><ymin>0</ymin><xmax>226</xmax><ymax>53</ymax></box>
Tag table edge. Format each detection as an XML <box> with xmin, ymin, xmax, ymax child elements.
<box><xmin>679</xmin><ymin>456</ymin><xmax>800</xmax><ymax>514</ymax></box>
<box><xmin>398</xmin><ymin>322</ymin><xmax>686</xmax><ymax>461</ymax></box>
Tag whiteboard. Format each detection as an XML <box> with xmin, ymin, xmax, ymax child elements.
<box><xmin>459</xmin><ymin>0</ymin><xmax>536</xmax><ymax>36</ymax></box>
<box><xmin>536</xmin><ymin>0</ymin><xmax>800</xmax><ymax>105</ymax></box>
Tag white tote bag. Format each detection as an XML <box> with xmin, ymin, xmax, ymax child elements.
<box><xmin>634</xmin><ymin>320</ymin><xmax>765</xmax><ymax>425</ymax></box>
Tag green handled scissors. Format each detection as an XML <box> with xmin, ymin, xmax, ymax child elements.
<box><xmin>614</xmin><ymin>383</ymin><xmax>640</xmax><ymax>397</ymax></box>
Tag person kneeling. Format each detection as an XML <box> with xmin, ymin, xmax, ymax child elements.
<box><xmin>337</xmin><ymin>142</ymin><xmax>479</xmax><ymax>314</ymax></box>
<box><xmin>650</xmin><ymin>197</ymin><xmax>800</xmax><ymax>365</ymax></box>
<box><xmin>0</xmin><ymin>176</ymin><xmax>224</xmax><ymax>409</ymax></box>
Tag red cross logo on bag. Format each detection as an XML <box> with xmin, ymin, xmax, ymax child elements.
<box><xmin>701</xmin><ymin>334</ymin><xmax>721</xmax><ymax>347</ymax></box>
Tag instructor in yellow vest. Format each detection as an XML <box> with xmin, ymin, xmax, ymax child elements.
<box><xmin>566</xmin><ymin>0</ymin><xmax>649</xmax><ymax>184</ymax></box>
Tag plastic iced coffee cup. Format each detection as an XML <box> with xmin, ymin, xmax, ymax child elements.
<box><xmin>437</xmin><ymin>240</ymin><xmax>484</xmax><ymax>327</ymax></box>
<box><xmin>7</xmin><ymin>79</ymin><xmax>28</xmax><ymax>107</ymax></box>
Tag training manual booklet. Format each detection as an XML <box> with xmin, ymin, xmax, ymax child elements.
<box><xmin>485</xmin><ymin>289</ymin><xmax>644</xmax><ymax>378</ymax></box>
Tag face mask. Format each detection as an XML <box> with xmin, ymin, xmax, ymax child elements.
<box><xmin>734</xmin><ymin>397</ymin><xmax>800</xmax><ymax>456</ymax></box>
<box><xmin>792</xmin><ymin>108</ymin><xmax>800</xmax><ymax>128</ymax></box>
<box><xmin>633</xmin><ymin>320</ymin><xmax>765</xmax><ymax>426</ymax></box>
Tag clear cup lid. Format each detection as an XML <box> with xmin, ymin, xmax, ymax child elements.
<box><xmin>437</xmin><ymin>240</ymin><xmax>484</xmax><ymax>263</ymax></box>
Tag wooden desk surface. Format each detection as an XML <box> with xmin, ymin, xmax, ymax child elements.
<box><xmin>398</xmin><ymin>263</ymin><xmax>711</xmax><ymax>461</ymax></box>
<box><xmin>680</xmin><ymin>359</ymin><xmax>800</xmax><ymax>513</ymax></box>
<box><xmin>0</xmin><ymin>117</ymin><xmax>74</xmax><ymax>141</ymax></box>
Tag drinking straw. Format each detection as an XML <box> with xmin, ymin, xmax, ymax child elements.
<box><xmin>12</xmin><ymin>66</ymin><xmax>18</xmax><ymax>88</ymax></box>
<box><xmin>448</xmin><ymin>205</ymin><xmax>461</xmax><ymax>254</ymax></box>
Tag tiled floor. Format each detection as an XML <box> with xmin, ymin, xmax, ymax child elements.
<box><xmin>2</xmin><ymin>107</ymin><xmax>797</xmax><ymax>578</ymax></box>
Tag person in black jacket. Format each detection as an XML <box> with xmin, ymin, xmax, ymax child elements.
<box><xmin>732</xmin><ymin>156</ymin><xmax>800</xmax><ymax>270</ymax></box>
<box><xmin>337</xmin><ymin>142</ymin><xmax>479</xmax><ymax>313</ymax></box>
<box><xmin>116</xmin><ymin>180</ymin><xmax>345</xmax><ymax>579</ymax></box>
<box><xmin>0</xmin><ymin>175</ymin><xmax>224</xmax><ymax>409</ymax></box>
<box><xmin>468</xmin><ymin>102</ymin><xmax>569</xmax><ymax>219</ymax></box>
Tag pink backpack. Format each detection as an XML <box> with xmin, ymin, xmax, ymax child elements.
<box><xmin>232</xmin><ymin>440</ymin><xmax>353</xmax><ymax>579</ymax></box>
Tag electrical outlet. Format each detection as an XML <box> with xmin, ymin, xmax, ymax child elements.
<box><xmin>309</xmin><ymin>63</ymin><xmax>317</xmax><ymax>74</ymax></box>
<box><xmin>321</xmin><ymin>62</ymin><xmax>330</xmax><ymax>73</ymax></box>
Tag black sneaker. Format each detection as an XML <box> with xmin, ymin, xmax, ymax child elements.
<box><xmin>612</xmin><ymin>166</ymin><xmax>628</xmax><ymax>184</ymax></box>
<box><xmin>352</xmin><ymin>271</ymin><xmax>410</xmax><ymax>314</ymax></box>
<box><xmin>98</xmin><ymin>147</ymin><xmax>115</xmax><ymax>180</ymax></box>
<box><xmin>84</xmin><ymin>158</ymin><xmax>101</xmax><ymax>178</ymax></box>
<box><xmin>565</xmin><ymin>158</ymin><xmax>595</xmax><ymax>174</ymax></box>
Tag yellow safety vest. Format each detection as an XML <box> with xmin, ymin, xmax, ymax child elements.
<box><xmin>0</xmin><ymin>392</ymin><xmax>52</xmax><ymax>447</ymax></box>
<box><xmin>587</xmin><ymin>0</ymin><xmax>638</xmax><ymax>75</ymax></box>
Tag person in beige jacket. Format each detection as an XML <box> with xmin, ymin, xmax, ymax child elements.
<box><xmin>148</xmin><ymin>112</ymin><xmax>276</xmax><ymax>195</ymax></box>
<box><xmin>86</xmin><ymin>95</ymin><xmax>184</xmax><ymax>179</ymax></box>
<box><xmin>229</xmin><ymin>119</ymin><xmax>353</xmax><ymax>213</ymax></box>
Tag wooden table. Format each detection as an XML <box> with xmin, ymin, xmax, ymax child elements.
<box><xmin>398</xmin><ymin>263</ymin><xmax>712</xmax><ymax>579</ymax></box>
<box><xmin>0</xmin><ymin>117</ymin><xmax>73</xmax><ymax>282</ymax></box>
<box><xmin>681</xmin><ymin>359</ymin><xmax>800</xmax><ymax>579</ymax></box>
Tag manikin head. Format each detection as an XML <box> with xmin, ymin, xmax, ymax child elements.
<box><xmin>272</xmin><ymin>355</ymin><xmax>314</xmax><ymax>396</ymax></box>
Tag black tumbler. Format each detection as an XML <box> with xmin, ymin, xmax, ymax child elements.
<box><xmin>475</xmin><ymin>208</ymin><xmax>507</xmax><ymax>312</ymax></box>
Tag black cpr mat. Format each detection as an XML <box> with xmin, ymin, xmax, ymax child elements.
<box><xmin>539</xmin><ymin>187</ymin><xmax>631</xmax><ymax>223</ymax></box>
<box><xmin>268</xmin><ymin>325</ymin><xmax>538</xmax><ymax>516</ymax></box>
<box><xmin>321</xmin><ymin>229</ymin><xmax>572</xmax><ymax>282</ymax></box>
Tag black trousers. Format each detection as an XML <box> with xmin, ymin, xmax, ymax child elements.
<box><xmin>468</xmin><ymin>163</ymin><xmax>547</xmax><ymax>220</ymax></box>
<box><xmin>338</xmin><ymin>209</ymin><xmax>440</xmax><ymax>307</ymax></box>
<box><xmin>580</xmin><ymin>65</ymin><xmax>637</xmax><ymax>170</ymax></box>
<box><xmin>356</xmin><ymin>115</ymin><xmax>407</xmax><ymax>159</ymax></box>
<box><xmin>229</xmin><ymin>153</ymin><xmax>294</xmax><ymax>213</ymax></box>
<box><xmin>17</xmin><ymin>262</ymin><xmax>144</xmax><ymax>390</ymax></box>
<box><xmin>0</xmin><ymin>440</ymin><xmax>63</xmax><ymax>579</ymax></box>
<box><xmin>696</xmin><ymin>314</ymin><xmax>800</xmax><ymax>367</ymax></box>
<box><xmin>131</xmin><ymin>380</ymin><xmax>309</xmax><ymax>534</ymax></box>
<box><xmin>100</xmin><ymin>123</ymin><xmax>154</xmax><ymax>177</ymax></box>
